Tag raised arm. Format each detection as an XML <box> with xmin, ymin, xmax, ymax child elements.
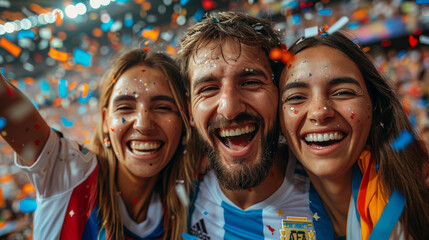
<box><xmin>0</xmin><ymin>73</ymin><xmax>50</xmax><ymax>165</ymax></box>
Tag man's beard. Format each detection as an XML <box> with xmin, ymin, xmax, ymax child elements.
<box><xmin>198</xmin><ymin>113</ymin><xmax>279</xmax><ymax>191</ymax></box>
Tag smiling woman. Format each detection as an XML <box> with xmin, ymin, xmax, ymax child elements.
<box><xmin>0</xmin><ymin>49</ymin><xmax>199</xmax><ymax>239</ymax></box>
<box><xmin>280</xmin><ymin>31</ymin><xmax>429</xmax><ymax>240</ymax></box>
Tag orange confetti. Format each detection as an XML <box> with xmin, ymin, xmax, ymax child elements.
<box><xmin>362</xmin><ymin>47</ymin><xmax>371</xmax><ymax>52</ymax></box>
<box><xmin>81</xmin><ymin>83</ymin><xmax>89</xmax><ymax>98</ymax></box>
<box><xmin>24</xmin><ymin>77</ymin><xmax>35</xmax><ymax>85</ymax></box>
<box><xmin>52</xmin><ymin>98</ymin><xmax>63</xmax><ymax>107</ymax></box>
<box><xmin>352</xmin><ymin>9</ymin><xmax>367</xmax><ymax>20</ymax></box>
<box><xmin>57</xmin><ymin>31</ymin><xmax>67</xmax><ymax>41</ymax></box>
<box><xmin>22</xmin><ymin>183</ymin><xmax>35</xmax><ymax>194</ymax></box>
<box><xmin>68</xmin><ymin>81</ymin><xmax>78</xmax><ymax>90</ymax></box>
<box><xmin>280</xmin><ymin>51</ymin><xmax>295</xmax><ymax>64</ymax></box>
<box><xmin>166</xmin><ymin>45</ymin><xmax>176</xmax><ymax>55</ymax></box>
<box><xmin>48</xmin><ymin>47</ymin><xmax>68</xmax><ymax>62</ymax></box>
<box><xmin>92</xmin><ymin>28</ymin><xmax>103</xmax><ymax>38</ymax></box>
<box><xmin>0</xmin><ymin>188</ymin><xmax>4</xmax><ymax>208</ymax></box>
<box><xmin>84</xmin><ymin>139</ymin><xmax>91</xmax><ymax>144</ymax></box>
<box><xmin>29</xmin><ymin>3</ymin><xmax>50</xmax><ymax>14</ymax></box>
<box><xmin>0</xmin><ymin>37</ymin><xmax>22</xmax><ymax>57</ymax></box>
<box><xmin>142</xmin><ymin>27</ymin><xmax>159</xmax><ymax>42</ymax></box>
<box><xmin>142</xmin><ymin>2</ymin><xmax>152</xmax><ymax>11</ymax></box>
<box><xmin>55</xmin><ymin>11</ymin><xmax>63</xmax><ymax>26</ymax></box>
<box><xmin>269</xmin><ymin>47</ymin><xmax>282</xmax><ymax>60</ymax></box>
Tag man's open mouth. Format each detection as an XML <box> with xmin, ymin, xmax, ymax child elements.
<box><xmin>304</xmin><ymin>131</ymin><xmax>345</xmax><ymax>148</ymax></box>
<box><xmin>215</xmin><ymin>124</ymin><xmax>258</xmax><ymax>150</ymax></box>
<box><xmin>128</xmin><ymin>141</ymin><xmax>163</xmax><ymax>155</ymax></box>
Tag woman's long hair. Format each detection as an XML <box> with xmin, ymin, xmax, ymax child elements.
<box><xmin>91</xmin><ymin>49</ymin><xmax>199</xmax><ymax>239</ymax></box>
<box><xmin>288</xmin><ymin>31</ymin><xmax>429</xmax><ymax>239</ymax></box>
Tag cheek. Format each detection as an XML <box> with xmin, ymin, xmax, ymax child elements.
<box><xmin>161</xmin><ymin>116</ymin><xmax>183</xmax><ymax>140</ymax></box>
<box><xmin>280</xmin><ymin>105</ymin><xmax>303</xmax><ymax>135</ymax></box>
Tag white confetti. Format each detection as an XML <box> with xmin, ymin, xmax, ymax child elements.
<box><xmin>419</xmin><ymin>35</ymin><xmax>429</xmax><ymax>45</ymax></box>
<box><xmin>304</xmin><ymin>26</ymin><xmax>318</xmax><ymax>38</ymax></box>
<box><xmin>327</xmin><ymin>16</ymin><xmax>349</xmax><ymax>34</ymax></box>
<box><xmin>175</xmin><ymin>181</ymin><xmax>189</xmax><ymax>207</ymax></box>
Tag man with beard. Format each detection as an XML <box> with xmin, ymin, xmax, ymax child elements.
<box><xmin>178</xmin><ymin>12</ymin><xmax>319</xmax><ymax>239</ymax></box>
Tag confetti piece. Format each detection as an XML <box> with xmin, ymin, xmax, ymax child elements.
<box><xmin>282</xmin><ymin>0</ymin><xmax>298</xmax><ymax>9</ymax></box>
<box><xmin>19</xmin><ymin>198</ymin><xmax>37</xmax><ymax>213</ymax></box>
<box><xmin>409</xmin><ymin>35</ymin><xmax>418</xmax><ymax>47</ymax></box>
<box><xmin>34</xmin><ymin>124</ymin><xmax>40</xmax><ymax>130</ymax></box>
<box><xmin>326</xmin><ymin>16</ymin><xmax>349</xmax><ymax>34</ymax></box>
<box><xmin>142</xmin><ymin>27</ymin><xmax>160</xmax><ymax>42</ymax></box>
<box><xmin>0</xmin><ymin>37</ymin><xmax>22</xmax><ymax>57</ymax></box>
<box><xmin>17</xmin><ymin>30</ymin><xmax>35</xmax><ymax>40</ymax></box>
<box><xmin>61</xmin><ymin>116</ymin><xmax>73</xmax><ymax>128</ymax></box>
<box><xmin>420</xmin><ymin>35</ymin><xmax>429</xmax><ymax>45</ymax></box>
<box><xmin>34</xmin><ymin>140</ymin><xmax>40</xmax><ymax>146</ymax></box>
<box><xmin>347</xmin><ymin>22</ymin><xmax>360</xmax><ymax>29</ymax></box>
<box><xmin>304</xmin><ymin>26</ymin><xmax>319</xmax><ymax>38</ymax></box>
<box><xmin>203</xmin><ymin>211</ymin><xmax>208</xmax><ymax>215</ymax></box>
<box><xmin>101</xmin><ymin>18</ymin><xmax>114</xmax><ymax>32</ymax></box>
<box><xmin>318</xmin><ymin>9</ymin><xmax>332</xmax><ymax>16</ymax></box>
<box><xmin>48</xmin><ymin>47</ymin><xmax>68</xmax><ymax>62</ymax></box>
<box><xmin>269</xmin><ymin>47</ymin><xmax>282</xmax><ymax>60</ymax></box>
<box><xmin>391</xmin><ymin>130</ymin><xmax>414</xmax><ymax>151</ymax></box>
<box><xmin>73</xmin><ymin>48</ymin><xmax>92</xmax><ymax>67</ymax></box>
<box><xmin>132</xmin><ymin>198</ymin><xmax>138</xmax><ymax>204</ymax></box>
<box><xmin>124</xmin><ymin>13</ymin><xmax>133</xmax><ymax>28</ymax></box>
<box><xmin>58</xmin><ymin>79</ymin><xmax>67</xmax><ymax>98</ymax></box>
<box><xmin>416</xmin><ymin>0</ymin><xmax>429</xmax><ymax>3</ymax></box>
<box><xmin>84</xmin><ymin>139</ymin><xmax>91</xmax><ymax>144</ymax></box>
<box><xmin>0</xmin><ymin>117</ymin><xmax>5</xmax><ymax>130</ymax></box>
<box><xmin>68</xmin><ymin>81</ymin><xmax>77</xmax><ymax>90</ymax></box>
<box><xmin>291</xmin><ymin>14</ymin><xmax>301</xmax><ymax>24</ymax></box>
<box><xmin>180</xmin><ymin>0</ymin><xmax>190</xmax><ymax>6</ymax></box>
<box><xmin>6</xmin><ymin>85</ymin><xmax>14</xmax><ymax>97</ymax></box>
<box><xmin>175</xmin><ymin>181</ymin><xmax>189</xmax><ymax>207</ymax></box>
<box><xmin>202</xmin><ymin>0</ymin><xmax>217</xmax><ymax>11</ymax></box>
<box><xmin>182</xmin><ymin>233</ymin><xmax>199</xmax><ymax>240</ymax></box>
<box><xmin>81</xmin><ymin>83</ymin><xmax>89</xmax><ymax>98</ymax></box>
<box><xmin>193</xmin><ymin>8</ymin><xmax>205</xmax><ymax>22</ymax></box>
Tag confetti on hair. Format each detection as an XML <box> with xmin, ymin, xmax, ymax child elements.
<box><xmin>61</xmin><ymin>116</ymin><xmax>73</xmax><ymax>128</ymax></box>
<box><xmin>391</xmin><ymin>130</ymin><xmax>414</xmax><ymax>151</ymax></box>
<box><xmin>420</xmin><ymin>35</ymin><xmax>429</xmax><ymax>45</ymax></box>
<box><xmin>175</xmin><ymin>180</ymin><xmax>189</xmax><ymax>207</ymax></box>
<box><xmin>48</xmin><ymin>47</ymin><xmax>68</xmax><ymax>62</ymax></box>
<box><xmin>182</xmin><ymin>233</ymin><xmax>199</xmax><ymax>240</ymax></box>
<box><xmin>304</xmin><ymin>26</ymin><xmax>319</xmax><ymax>38</ymax></box>
<box><xmin>58</xmin><ymin>79</ymin><xmax>67</xmax><ymax>98</ymax></box>
<box><xmin>0</xmin><ymin>37</ymin><xmax>22</xmax><ymax>57</ymax></box>
<box><xmin>0</xmin><ymin>117</ymin><xmax>5</xmax><ymax>130</ymax></box>
<box><xmin>326</xmin><ymin>16</ymin><xmax>349</xmax><ymax>34</ymax></box>
<box><xmin>269</xmin><ymin>47</ymin><xmax>282</xmax><ymax>60</ymax></box>
<box><xmin>212</xmin><ymin>16</ymin><xmax>219</xmax><ymax>23</ymax></box>
<box><xmin>73</xmin><ymin>48</ymin><xmax>92</xmax><ymax>67</ymax></box>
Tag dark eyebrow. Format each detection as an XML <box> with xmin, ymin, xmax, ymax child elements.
<box><xmin>281</xmin><ymin>77</ymin><xmax>362</xmax><ymax>95</ymax></box>
<box><xmin>151</xmin><ymin>95</ymin><xmax>176</xmax><ymax>104</ymax></box>
<box><xmin>113</xmin><ymin>95</ymin><xmax>136</xmax><ymax>105</ymax></box>
<box><xmin>192</xmin><ymin>75</ymin><xmax>216</xmax><ymax>92</ymax></box>
<box><xmin>237</xmin><ymin>68</ymin><xmax>268</xmax><ymax>80</ymax></box>
<box><xmin>281</xmin><ymin>81</ymin><xmax>309</xmax><ymax>95</ymax></box>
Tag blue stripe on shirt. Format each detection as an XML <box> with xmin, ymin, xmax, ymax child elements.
<box><xmin>222</xmin><ymin>201</ymin><xmax>264</xmax><ymax>240</ymax></box>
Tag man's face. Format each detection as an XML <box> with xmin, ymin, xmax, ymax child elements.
<box><xmin>188</xmin><ymin>40</ymin><xmax>279</xmax><ymax>190</ymax></box>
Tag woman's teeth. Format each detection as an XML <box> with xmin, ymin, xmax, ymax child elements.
<box><xmin>304</xmin><ymin>132</ymin><xmax>344</xmax><ymax>142</ymax></box>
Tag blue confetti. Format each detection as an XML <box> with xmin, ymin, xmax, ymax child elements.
<box><xmin>291</xmin><ymin>14</ymin><xmax>301</xmax><ymax>24</ymax></box>
<box><xmin>79</xmin><ymin>91</ymin><xmax>93</xmax><ymax>104</ymax></box>
<box><xmin>17</xmin><ymin>30</ymin><xmax>35</xmax><ymax>40</ymax></box>
<box><xmin>397</xmin><ymin>50</ymin><xmax>407</xmax><ymax>59</ymax></box>
<box><xmin>0</xmin><ymin>117</ymin><xmax>6</xmax><ymax>130</ymax></box>
<box><xmin>181</xmin><ymin>233</ymin><xmax>199</xmax><ymax>240</ymax></box>
<box><xmin>19</xmin><ymin>198</ymin><xmax>37</xmax><ymax>213</ymax></box>
<box><xmin>101</xmin><ymin>18</ymin><xmax>114</xmax><ymax>32</ymax></box>
<box><xmin>347</xmin><ymin>22</ymin><xmax>359</xmax><ymax>29</ymax></box>
<box><xmin>318</xmin><ymin>9</ymin><xmax>332</xmax><ymax>16</ymax></box>
<box><xmin>417</xmin><ymin>0</ymin><xmax>429</xmax><ymax>4</ymax></box>
<box><xmin>180</xmin><ymin>0</ymin><xmax>190</xmax><ymax>6</ymax></box>
<box><xmin>282</xmin><ymin>0</ymin><xmax>298</xmax><ymax>9</ymax></box>
<box><xmin>17</xmin><ymin>81</ymin><xmax>26</xmax><ymax>91</ymax></box>
<box><xmin>193</xmin><ymin>8</ymin><xmax>205</xmax><ymax>22</ymax></box>
<box><xmin>0</xmin><ymin>68</ymin><xmax>4</xmax><ymax>75</ymax></box>
<box><xmin>74</xmin><ymin>48</ymin><xmax>92</xmax><ymax>67</ymax></box>
<box><xmin>203</xmin><ymin>211</ymin><xmax>208</xmax><ymax>215</ymax></box>
<box><xmin>41</xmin><ymin>79</ymin><xmax>50</xmax><ymax>94</ymax></box>
<box><xmin>124</xmin><ymin>16</ymin><xmax>133</xmax><ymax>28</ymax></box>
<box><xmin>375</xmin><ymin>164</ymin><xmax>379</xmax><ymax>172</ymax></box>
<box><xmin>122</xmin><ymin>117</ymin><xmax>126</xmax><ymax>123</ymax></box>
<box><xmin>61</xmin><ymin>116</ymin><xmax>73</xmax><ymax>128</ymax></box>
<box><xmin>409</xmin><ymin>114</ymin><xmax>417</xmax><ymax>128</ymax></box>
<box><xmin>58</xmin><ymin>79</ymin><xmax>67</xmax><ymax>98</ymax></box>
<box><xmin>391</xmin><ymin>130</ymin><xmax>414</xmax><ymax>151</ymax></box>
<box><xmin>116</xmin><ymin>0</ymin><xmax>130</xmax><ymax>2</ymax></box>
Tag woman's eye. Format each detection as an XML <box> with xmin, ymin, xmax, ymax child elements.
<box><xmin>156</xmin><ymin>105</ymin><xmax>173</xmax><ymax>111</ymax></box>
<box><xmin>284</xmin><ymin>95</ymin><xmax>306</xmax><ymax>103</ymax></box>
<box><xmin>333</xmin><ymin>90</ymin><xmax>357</xmax><ymax>97</ymax></box>
<box><xmin>116</xmin><ymin>106</ymin><xmax>133</xmax><ymax>111</ymax></box>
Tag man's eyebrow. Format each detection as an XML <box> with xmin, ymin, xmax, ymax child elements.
<box><xmin>192</xmin><ymin>75</ymin><xmax>217</xmax><ymax>91</ymax></box>
<box><xmin>281</xmin><ymin>81</ymin><xmax>308</xmax><ymax>95</ymax></box>
<box><xmin>237</xmin><ymin>68</ymin><xmax>268</xmax><ymax>80</ymax></box>
<box><xmin>112</xmin><ymin>95</ymin><xmax>136</xmax><ymax>104</ymax></box>
<box><xmin>151</xmin><ymin>95</ymin><xmax>176</xmax><ymax>103</ymax></box>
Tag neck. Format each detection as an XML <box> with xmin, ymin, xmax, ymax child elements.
<box><xmin>308</xmin><ymin>170</ymin><xmax>352</xmax><ymax>237</ymax></box>
<box><xmin>220</xmin><ymin>145</ymin><xmax>288</xmax><ymax>210</ymax></box>
<box><xmin>117</xmin><ymin>168</ymin><xmax>158</xmax><ymax>223</ymax></box>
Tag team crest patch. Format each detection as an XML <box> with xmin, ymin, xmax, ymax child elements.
<box><xmin>279</xmin><ymin>216</ymin><xmax>315</xmax><ymax>240</ymax></box>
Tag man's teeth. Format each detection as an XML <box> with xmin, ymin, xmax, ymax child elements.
<box><xmin>219</xmin><ymin>125</ymin><xmax>256</xmax><ymax>137</ymax></box>
<box><xmin>304</xmin><ymin>132</ymin><xmax>344</xmax><ymax>142</ymax></box>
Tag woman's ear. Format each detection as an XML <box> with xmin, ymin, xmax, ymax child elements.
<box><xmin>102</xmin><ymin>107</ymin><xmax>109</xmax><ymax>134</ymax></box>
